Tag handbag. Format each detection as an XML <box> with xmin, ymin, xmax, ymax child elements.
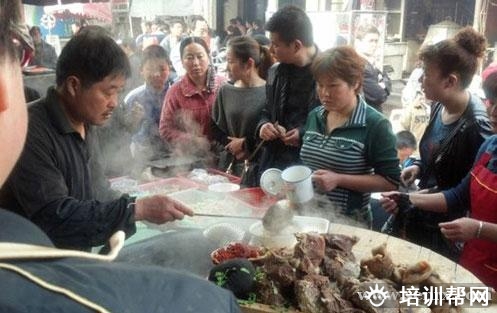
<box><xmin>240</xmin><ymin>140</ymin><xmax>265</xmax><ymax>187</ymax></box>
<box><xmin>382</xmin><ymin>109</ymin><xmax>469</xmax><ymax>237</ymax></box>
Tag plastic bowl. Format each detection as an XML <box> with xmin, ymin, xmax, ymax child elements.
<box><xmin>248</xmin><ymin>215</ymin><xmax>330</xmax><ymax>249</ymax></box>
<box><xmin>208</xmin><ymin>182</ymin><xmax>240</xmax><ymax>193</ymax></box>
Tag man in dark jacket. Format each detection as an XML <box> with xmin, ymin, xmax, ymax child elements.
<box><xmin>0</xmin><ymin>25</ymin><xmax>193</xmax><ymax>251</ymax></box>
<box><xmin>0</xmin><ymin>3</ymin><xmax>241</xmax><ymax>312</ymax></box>
<box><xmin>354</xmin><ymin>24</ymin><xmax>391</xmax><ymax>112</ymax></box>
<box><xmin>256</xmin><ymin>5</ymin><xmax>319</xmax><ymax>174</ymax></box>
<box><xmin>28</xmin><ymin>25</ymin><xmax>57</xmax><ymax>69</ymax></box>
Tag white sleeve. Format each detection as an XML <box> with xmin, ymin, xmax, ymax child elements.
<box><xmin>170</xmin><ymin>44</ymin><xmax>185</xmax><ymax>77</ymax></box>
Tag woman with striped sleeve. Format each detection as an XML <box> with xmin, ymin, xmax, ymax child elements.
<box><xmin>300</xmin><ymin>46</ymin><xmax>400</xmax><ymax>228</ymax></box>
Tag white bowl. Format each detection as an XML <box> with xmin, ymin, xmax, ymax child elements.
<box><xmin>248</xmin><ymin>215</ymin><xmax>330</xmax><ymax>249</ymax></box>
<box><xmin>208</xmin><ymin>182</ymin><xmax>240</xmax><ymax>193</ymax></box>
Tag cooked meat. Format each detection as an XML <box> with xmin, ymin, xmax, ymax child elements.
<box><xmin>391</xmin><ymin>265</ymin><xmax>407</xmax><ymax>285</ymax></box>
<box><xmin>322</xmin><ymin>233</ymin><xmax>358</xmax><ymax>259</ymax></box>
<box><xmin>295</xmin><ymin>274</ymin><xmax>362</xmax><ymax>313</ymax></box>
<box><xmin>262</xmin><ymin>251</ymin><xmax>297</xmax><ymax>287</ymax></box>
<box><xmin>294</xmin><ymin>232</ymin><xmax>326</xmax><ymax>274</ymax></box>
<box><xmin>239</xmin><ymin>233</ymin><xmax>452</xmax><ymax>313</ymax></box>
<box><xmin>320</xmin><ymin>286</ymin><xmax>365</xmax><ymax>313</ymax></box>
<box><xmin>295</xmin><ymin>275</ymin><xmax>328</xmax><ymax>313</ymax></box>
<box><xmin>322</xmin><ymin>255</ymin><xmax>361</xmax><ymax>280</ymax></box>
<box><xmin>341</xmin><ymin>277</ymin><xmax>402</xmax><ymax>313</ymax></box>
<box><xmin>360</xmin><ymin>244</ymin><xmax>395</xmax><ymax>279</ymax></box>
<box><xmin>401</xmin><ymin>261</ymin><xmax>432</xmax><ymax>285</ymax></box>
<box><xmin>253</xmin><ymin>278</ymin><xmax>287</xmax><ymax>307</ymax></box>
<box><xmin>320</xmin><ymin>233</ymin><xmax>360</xmax><ymax>280</ymax></box>
<box><xmin>430</xmin><ymin>304</ymin><xmax>462</xmax><ymax>313</ymax></box>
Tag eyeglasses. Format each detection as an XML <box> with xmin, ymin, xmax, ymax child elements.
<box><xmin>10</xmin><ymin>22</ymin><xmax>34</xmax><ymax>67</ymax></box>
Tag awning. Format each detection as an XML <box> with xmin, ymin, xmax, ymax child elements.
<box><xmin>23</xmin><ymin>0</ymin><xmax>108</xmax><ymax>5</ymax></box>
<box><xmin>43</xmin><ymin>3</ymin><xmax>112</xmax><ymax>22</ymax></box>
<box><xmin>129</xmin><ymin>0</ymin><xmax>199</xmax><ymax>17</ymax></box>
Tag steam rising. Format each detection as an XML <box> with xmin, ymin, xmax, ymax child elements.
<box><xmin>296</xmin><ymin>193</ymin><xmax>368</xmax><ymax>229</ymax></box>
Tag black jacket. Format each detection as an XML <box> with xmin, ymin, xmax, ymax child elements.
<box><xmin>416</xmin><ymin>95</ymin><xmax>493</xmax><ymax>191</ymax></box>
<box><xmin>0</xmin><ymin>209</ymin><xmax>241</xmax><ymax>313</ymax></box>
<box><xmin>362</xmin><ymin>61</ymin><xmax>391</xmax><ymax>112</ymax></box>
<box><xmin>256</xmin><ymin>62</ymin><xmax>319</xmax><ymax>173</ymax></box>
<box><xmin>0</xmin><ymin>88</ymin><xmax>136</xmax><ymax>251</ymax></box>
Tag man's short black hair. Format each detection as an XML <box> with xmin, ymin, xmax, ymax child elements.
<box><xmin>265</xmin><ymin>5</ymin><xmax>313</xmax><ymax>47</ymax></box>
<box><xmin>56</xmin><ymin>26</ymin><xmax>130</xmax><ymax>88</ymax></box>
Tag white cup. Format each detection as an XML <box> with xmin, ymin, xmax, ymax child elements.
<box><xmin>281</xmin><ymin>165</ymin><xmax>314</xmax><ymax>204</ymax></box>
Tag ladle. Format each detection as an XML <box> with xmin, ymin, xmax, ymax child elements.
<box><xmin>194</xmin><ymin>200</ymin><xmax>295</xmax><ymax>233</ymax></box>
<box><xmin>261</xmin><ymin>199</ymin><xmax>295</xmax><ymax>233</ymax></box>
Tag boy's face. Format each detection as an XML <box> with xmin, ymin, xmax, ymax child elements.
<box><xmin>141</xmin><ymin>57</ymin><xmax>170</xmax><ymax>91</ymax></box>
<box><xmin>397</xmin><ymin>147</ymin><xmax>415</xmax><ymax>163</ymax></box>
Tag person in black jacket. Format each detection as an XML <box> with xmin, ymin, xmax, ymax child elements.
<box><xmin>256</xmin><ymin>5</ymin><xmax>319</xmax><ymax>175</ymax></box>
<box><xmin>354</xmin><ymin>24</ymin><xmax>391</xmax><ymax>112</ymax></box>
<box><xmin>0</xmin><ymin>3</ymin><xmax>241</xmax><ymax>312</ymax></box>
<box><xmin>0</xmin><ymin>24</ymin><xmax>193</xmax><ymax>251</ymax></box>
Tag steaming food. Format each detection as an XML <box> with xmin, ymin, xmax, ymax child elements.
<box><xmin>249</xmin><ymin>216</ymin><xmax>330</xmax><ymax>249</ymax></box>
<box><xmin>187</xmin><ymin>168</ymin><xmax>230</xmax><ymax>185</ymax></box>
<box><xmin>261</xmin><ymin>200</ymin><xmax>294</xmax><ymax>233</ymax></box>
<box><xmin>215</xmin><ymin>234</ymin><xmax>462</xmax><ymax>313</ymax></box>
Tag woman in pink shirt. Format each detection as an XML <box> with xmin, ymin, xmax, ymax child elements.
<box><xmin>160</xmin><ymin>36</ymin><xmax>226</xmax><ymax>156</ymax></box>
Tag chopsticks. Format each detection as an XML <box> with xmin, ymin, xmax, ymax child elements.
<box><xmin>194</xmin><ymin>213</ymin><xmax>260</xmax><ymax>220</ymax></box>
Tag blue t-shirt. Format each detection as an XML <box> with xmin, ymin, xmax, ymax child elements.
<box><xmin>419</xmin><ymin>111</ymin><xmax>457</xmax><ymax>187</ymax></box>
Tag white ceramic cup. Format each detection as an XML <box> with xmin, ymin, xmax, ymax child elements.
<box><xmin>281</xmin><ymin>165</ymin><xmax>314</xmax><ymax>204</ymax></box>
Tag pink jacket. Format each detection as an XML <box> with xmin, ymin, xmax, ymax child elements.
<box><xmin>159</xmin><ymin>74</ymin><xmax>226</xmax><ymax>145</ymax></box>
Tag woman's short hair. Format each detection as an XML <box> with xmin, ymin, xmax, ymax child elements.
<box><xmin>311</xmin><ymin>46</ymin><xmax>365</xmax><ymax>93</ymax></box>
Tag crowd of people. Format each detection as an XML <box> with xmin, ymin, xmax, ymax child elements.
<box><xmin>4</xmin><ymin>1</ymin><xmax>497</xmax><ymax>309</ymax></box>
<box><xmin>0</xmin><ymin>0</ymin><xmax>241</xmax><ymax>311</ymax></box>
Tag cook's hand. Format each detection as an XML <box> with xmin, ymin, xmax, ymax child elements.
<box><xmin>400</xmin><ymin>165</ymin><xmax>420</xmax><ymax>187</ymax></box>
<box><xmin>259</xmin><ymin>122</ymin><xmax>280</xmax><ymax>141</ymax></box>
<box><xmin>312</xmin><ymin>169</ymin><xmax>340</xmax><ymax>192</ymax></box>
<box><xmin>226</xmin><ymin>137</ymin><xmax>247</xmax><ymax>159</ymax></box>
<box><xmin>134</xmin><ymin>194</ymin><xmax>193</xmax><ymax>224</ymax></box>
<box><xmin>439</xmin><ymin>217</ymin><xmax>479</xmax><ymax>242</ymax></box>
<box><xmin>379</xmin><ymin>191</ymin><xmax>402</xmax><ymax>215</ymax></box>
<box><xmin>281</xmin><ymin>128</ymin><xmax>300</xmax><ymax>147</ymax></box>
